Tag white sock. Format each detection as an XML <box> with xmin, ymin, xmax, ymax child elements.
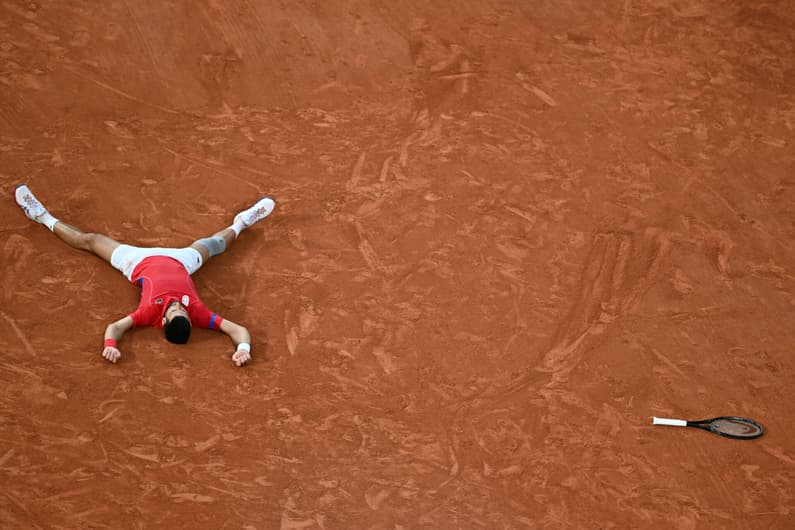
<box><xmin>39</xmin><ymin>212</ymin><xmax>58</xmax><ymax>231</ymax></box>
<box><xmin>228</xmin><ymin>222</ymin><xmax>244</xmax><ymax>238</ymax></box>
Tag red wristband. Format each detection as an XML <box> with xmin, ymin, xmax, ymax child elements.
<box><xmin>104</xmin><ymin>338</ymin><xmax>118</xmax><ymax>348</ymax></box>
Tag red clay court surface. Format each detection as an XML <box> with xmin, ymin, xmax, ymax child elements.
<box><xmin>1</xmin><ymin>1</ymin><xmax>794</xmax><ymax>528</ymax></box>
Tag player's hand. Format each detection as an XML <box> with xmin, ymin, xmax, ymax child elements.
<box><xmin>102</xmin><ymin>346</ymin><xmax>121</xmax><ymax>364</ymax></box>
<box><xmin>232</xmin><ymin>348</ymin><xmax>251</xmax><ymax>367</ymax></box>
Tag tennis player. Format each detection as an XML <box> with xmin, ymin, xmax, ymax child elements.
<box><xmin>14</xmin><ymin>184</ymin><xmax>275</xmax><ymax>367</ymax></box>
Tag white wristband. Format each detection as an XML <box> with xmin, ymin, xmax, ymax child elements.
<box><xmin>236</xmin><ymin>342</ymin><xmax>251</xmax><ymax>353</ymax></box>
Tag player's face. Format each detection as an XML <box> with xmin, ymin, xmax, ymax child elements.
<box><xmin>163</xmin><ymin>301</ymin><xmax>189</xmax><ymax>324</ymax></box>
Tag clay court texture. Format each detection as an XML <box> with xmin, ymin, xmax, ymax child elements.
<box><xmin>1</xmin><ymin>1</ymin><xmax>794</xmax><ymax>528</ymax></box>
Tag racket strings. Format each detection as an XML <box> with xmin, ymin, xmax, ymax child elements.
<box><xmin>709</xmin><ymin>418</ymin><xmax>763</xmax><ymax>438</ymax></box>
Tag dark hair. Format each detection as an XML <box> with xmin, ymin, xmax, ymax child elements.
<box><xmin>164</xmin><ymin>315</ymin><xmax>191</xmax><ymax>344</ymax></box>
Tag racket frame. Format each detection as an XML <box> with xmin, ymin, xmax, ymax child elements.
<box><xmin>652</xmin><ymin>415</ymin><xmax>764</xmax><ymax>439</ymax></box>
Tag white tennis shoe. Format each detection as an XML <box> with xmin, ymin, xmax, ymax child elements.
<box><xmin>234</xmin><ymin>196</ymin><xmax>275</xmax><ymax>228</ymax></box>
<box><xmin>15</xmin><ymin>185</ymin><xmax>48</xmax><ymax>222</ymax></box>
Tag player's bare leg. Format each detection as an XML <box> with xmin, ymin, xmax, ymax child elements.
<box><xmin>15</xmin><ymin>184</ymin><xmax>121</xmax><ymax>262</ymax></box>
<box><xmin>52</xmin><ymin>222</ymin><xmax>121</xmax><ymax>262</ymax></box>
<box><xmin>190</xmin><ymin>196</ymin><xmax>275</xmax><ymax>264</ymax></box>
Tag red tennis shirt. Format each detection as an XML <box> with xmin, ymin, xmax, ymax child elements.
<box><xmin>128</xmin><ymin>256</ymin><xmax>223</xmax><ymax>330</ymax></box>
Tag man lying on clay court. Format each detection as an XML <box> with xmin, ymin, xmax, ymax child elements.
<box><xmin>14</xmin><ymin>184</ymin><xmax>275</xmax><ymax>367</ymax></box>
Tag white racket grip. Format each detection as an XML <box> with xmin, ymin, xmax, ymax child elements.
<box><xmin>653</xmin><ymin>417</ymin><xmax>687</xmax><ymax>427</ymax></box>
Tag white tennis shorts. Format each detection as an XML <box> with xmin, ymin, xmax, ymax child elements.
<box><xmin>110</xmin><ymin>245</ymin><xmax>204</xmax><ymax>281</ymax></box>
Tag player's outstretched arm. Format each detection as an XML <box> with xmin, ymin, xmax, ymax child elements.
<box><xmin>219</xmin><ymin>318</ymin><xmax>252</xmax><ymax>367</ymax></box>
<box><xmin>102</xmin><ymin>316</ymin><xmax>133</xmax><ymax>364</ymax></box>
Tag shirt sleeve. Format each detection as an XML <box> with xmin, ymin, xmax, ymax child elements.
<box><xmin>129</xmin><ymin>304</ymin><xmax>161</xmax><ymax>328</ymax></box>
<box><xmin>190</xmin><ymin>302</ymin><xmax>224</xmax><ymax>331</ymax></box>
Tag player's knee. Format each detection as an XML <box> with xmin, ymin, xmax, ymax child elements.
<box><xmin>195</xmin><ymin>236</ymin><xmax>227</xmax><ymax>257</ymax></box>
<box><xmin>77</xmin><ymin>232</ymin><xmax>98</xmax><ymax>250</ymax></box>
<box><xmin>84</xmin><ymin>233</ymin><xmax>108</xmax><ymax>253</ymax></box>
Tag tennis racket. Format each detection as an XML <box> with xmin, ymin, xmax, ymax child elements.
<box><xmin>652</xmin><ymin>416</ymin><xmax>764</xmax><ymax>439</ymax></box>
